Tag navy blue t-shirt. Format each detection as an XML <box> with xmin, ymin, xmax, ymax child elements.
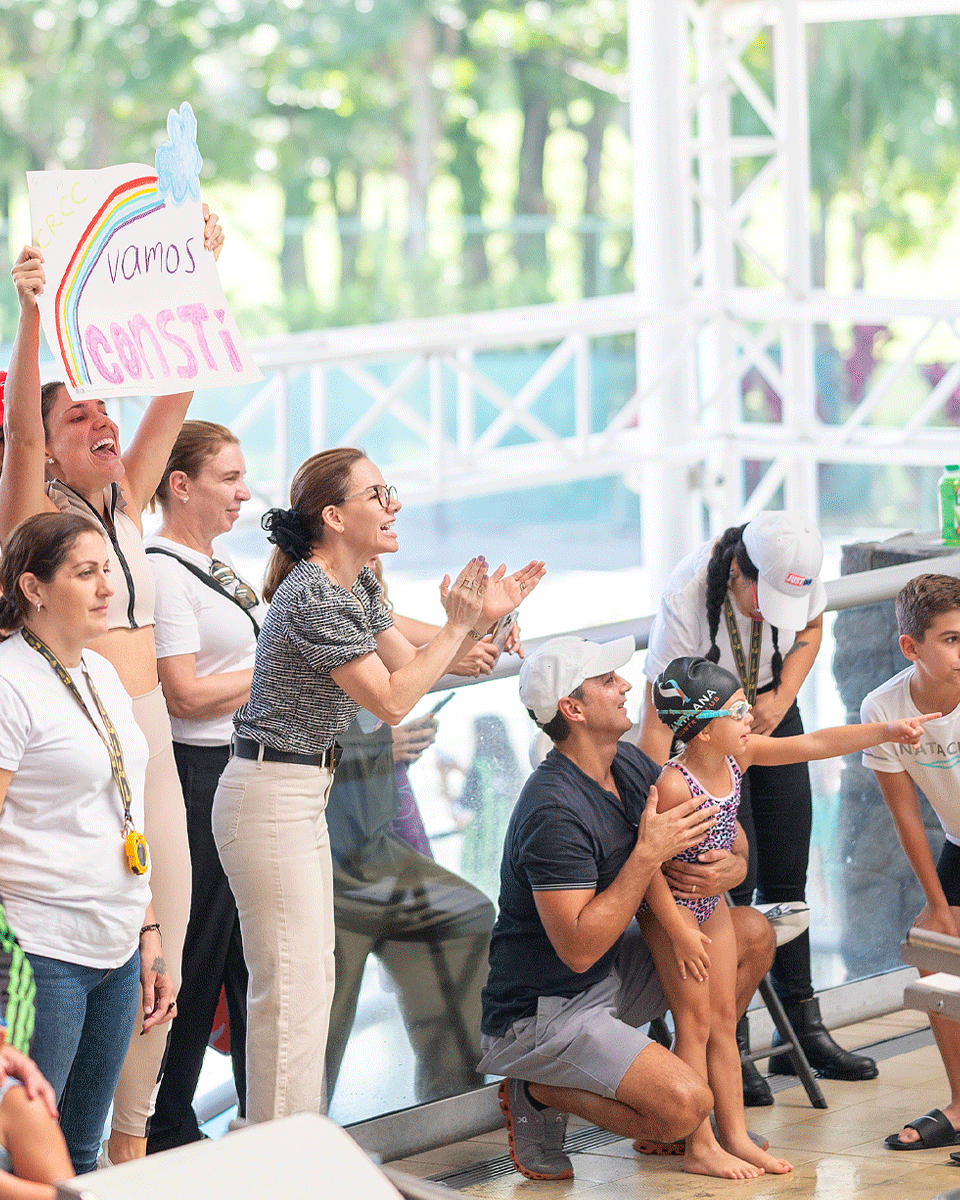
<box><xmin>481</xmin><ymin>742</ymin><xmax>659</xmax><ymax>1038</ymax></box>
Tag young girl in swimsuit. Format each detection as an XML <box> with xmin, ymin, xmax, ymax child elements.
<box><xmin>641</xmin><ymin>655</ymin><xmax>937</xmax><ymax>1180</ymax></box>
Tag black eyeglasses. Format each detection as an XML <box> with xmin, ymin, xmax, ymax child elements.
<box><xmin>341</xmin><ymin>484</ymin><xmax>399</xmax><ymax>510</ymax></box>
<box><xmin>210</xmin><ymin>560</ymin><xmax>260</xmax><ymax>610</ymax></box>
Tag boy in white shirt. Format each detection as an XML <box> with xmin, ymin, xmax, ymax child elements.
<box><xmin>861</xmin><ymin>573</ymin><xmax>960</xmax><ymax>1151</ymax></box>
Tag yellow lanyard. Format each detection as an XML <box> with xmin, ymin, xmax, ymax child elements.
<box><xmin>722</xmin><ymin>598</ymin><xmax>763</xmax><ymax>706</ymax></box>
<box><xmin>21</xmin><ymin>629</ymin><xmax>149</xmax><ymax>874</ymax></box>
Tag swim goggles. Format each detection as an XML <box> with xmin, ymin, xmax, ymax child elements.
<box><xmin>670</xmin><ymin>699</ymin><xmax>752</xmax><ymax>722</ymax></box>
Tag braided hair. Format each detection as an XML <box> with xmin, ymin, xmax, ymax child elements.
<box><xmin>704</xmin><ymin>523</ymin><xmax>783</xmax><ymax>691</ymax></box>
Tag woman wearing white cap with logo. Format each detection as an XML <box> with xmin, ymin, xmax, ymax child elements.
<box><xmin>639</xmin><ymin>511</ymin><xmax>877</xmax><ymax>1100</ymax></box>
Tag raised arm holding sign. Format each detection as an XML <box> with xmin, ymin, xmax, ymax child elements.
<box><xmin>0</xmin><ymin>102</ymin><xmax>245</xmax><ymax>1169</ymax></box>
<box><xmin>24</xmin><ymin>102</ymin><xmax>257</xmax><ymax>400</ymax></box>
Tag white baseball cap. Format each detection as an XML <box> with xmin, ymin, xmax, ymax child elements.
<box><xmin>742</xmin><ymin>511</ymin><xmax>825</xmax><ymax>633</ymax></box>
<box><xmin>519</xmin><ymin>635</ymin><xmax>636</xmax><ymax>725</ymax></box>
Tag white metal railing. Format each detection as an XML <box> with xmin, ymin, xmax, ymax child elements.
<box><xmin>428</xmin><ymin>546</ymin><xmax>960</xmax><ymax>699</ymax></box>
<box><xmin>38</xmin><ymin>274</ymin><xmax>960</xmax><ymax>588</ymax></box>
<box><xmin>205</xmin><ymin>288</ymin><xmax>960</xmax><ymax>526</ymax></box>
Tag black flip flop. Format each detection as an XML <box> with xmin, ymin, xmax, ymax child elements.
<box><xmin>885</xmin><ymin>1108</ymin><xmax>960</xmax><ymax>1150</ymax></box>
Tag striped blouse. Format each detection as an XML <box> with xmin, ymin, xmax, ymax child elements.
<box><xmin>234</xmin><ymin>562</ymin><xmax>393</xmax><ymax>754</ymax></box>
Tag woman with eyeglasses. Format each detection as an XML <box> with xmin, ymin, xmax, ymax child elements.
<box><xmin>638</xmin><ymin>512</ymin><xmax>877</xmax><ymax>1099</ymax></box>
<box><xmin>142</xmin><ymin>421</ymin><xmax>261</xmax><ymax>1153</ymax></box>
<box><xmin>212</xmin><ymin>447</ymin><xmax>545</xmax><ymax>1124</ymax></box>
<box><xmin>0</xmin><ymin>223</ymin><xmax>224</xmax><ymax>1166</ymax></box>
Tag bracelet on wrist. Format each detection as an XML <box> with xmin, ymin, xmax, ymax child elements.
<box><xmin>140</xmin><ymin>923</ymin><xmax>162</xmax><ymax>945</ymax></box>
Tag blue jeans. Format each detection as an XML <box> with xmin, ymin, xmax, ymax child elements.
<box><xmin>27</xmin><ymin>949</ymin><xmax>140</xmax><ymax>1174</ymax></box>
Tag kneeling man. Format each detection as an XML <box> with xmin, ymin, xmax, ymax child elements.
<box><xmin>478</xmin><ymin>636</ymin><xmax>774</xmax><ymax>1179</ymax></box>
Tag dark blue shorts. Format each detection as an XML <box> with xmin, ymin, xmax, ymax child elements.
<box><xmin>937</xmin><ymin>840</ymin><xmax>960</xmax><ymax>906</ymax></box>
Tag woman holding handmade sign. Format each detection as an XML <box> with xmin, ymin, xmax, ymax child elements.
<box><xmin>0</xmin><ymin>210</ymin><xmax>223</xmax><ymax>1167</ymax></box>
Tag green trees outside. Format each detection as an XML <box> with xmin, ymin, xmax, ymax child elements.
<box><xmin>0</xmin><ymin>0</ymin><xmax>632</xmax><ymax>335</ymax></box>
<box><xmin>806</xmin><ymin>18</ymin><xmax>960</xmax><ymax>291</ymax></box>
<box><xmin>1</xmin><ymin>7</ymin><xmax>960</xmax><ymax>339</ymax></box>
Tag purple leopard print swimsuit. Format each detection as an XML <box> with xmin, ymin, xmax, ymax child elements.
<box><xmin>666</xmin><ymin>756</ymin><xmax>742</xmax><ymax>924</ymax></box>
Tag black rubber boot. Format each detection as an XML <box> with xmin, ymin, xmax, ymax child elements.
<box><xmin>768</xmin><ymin>996</ymin><xmax>878</xmax><ymax>1080</ymax></box>
<box><xmin>737</xmin><ymin>1015</ymin><xmax>774</xmax><ymax>1107</ymax></box>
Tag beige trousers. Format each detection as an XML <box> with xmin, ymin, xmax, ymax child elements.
<box><xmin>212</xmin><ymin>754</ymin><xmax>335</xmax><ymax>1124</ymax></box>
<box><xmin>111</xmin><ymin>683</ymin><xmax>191</xmax><ymax>1136</ymax></box>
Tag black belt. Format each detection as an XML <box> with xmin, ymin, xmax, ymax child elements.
<box><xmin>232</xmin><ymin>736</ymin><xmax>341</xmax><ymax>771</ymax></box>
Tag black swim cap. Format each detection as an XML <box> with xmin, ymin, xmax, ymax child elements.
<box><xmin>653</xmin><ymin>656</ymin><xmax>741</xmax><ymax>742</ymax></box>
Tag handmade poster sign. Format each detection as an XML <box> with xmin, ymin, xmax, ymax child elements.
<box><xmin>26</xmin><ymin>102</ymin><xmax>261</xmax><ymax>399</ymax></box>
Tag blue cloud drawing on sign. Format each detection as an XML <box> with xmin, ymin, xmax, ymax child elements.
<box><xmin>155</xmin><ymin>102</ymin><xmax>203</xmax><ymax>205</ymax></box>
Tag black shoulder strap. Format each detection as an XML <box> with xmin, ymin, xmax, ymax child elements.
<box><xmin>146</xmin><ymin>547</ymin><xmax>260</xmax><ymax>637</ymax></box>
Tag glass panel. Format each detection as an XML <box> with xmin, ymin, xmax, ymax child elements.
<box><xmin>801</xmin><ymin>606</ymin><xmax>940</xmax><ymax>990</ymax></box>
<box><xmin>322</xmin><ymin>597</ymin><xmax>939</xmax><ymax>1125</ymax></box>
<box><xmin>327</xmin><ymin>674</ymin><xmax>526</xmax><ymax>1126</ymax></box>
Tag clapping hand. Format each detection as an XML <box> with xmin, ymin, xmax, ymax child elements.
<box><xmin>441</xmin><ymin>557</ymin><xmax>487</xmax><ymax>632</ymax></box>
<box><xmin>480</xmin><ymin>560</ymin><xmax>546</xmax><ymax>625</ymax></box>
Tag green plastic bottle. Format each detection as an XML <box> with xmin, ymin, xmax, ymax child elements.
<box><xmin>939</xmin><ymin>465</ymin><xmax>960</xmax><ymax>545</ymax></box>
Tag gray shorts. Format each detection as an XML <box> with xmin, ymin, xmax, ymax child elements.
<box><xmin>478</xmin><ymin>922</ymin><xmax>667</xmax><ymax>1099</ymax></box>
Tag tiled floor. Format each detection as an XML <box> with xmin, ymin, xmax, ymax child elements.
<box><xmin>389</xmin><ymin>1011</ymin><xmax>960</xmax><ymax>1198</ymax></box>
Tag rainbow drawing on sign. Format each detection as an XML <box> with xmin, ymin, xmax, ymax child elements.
<box><xmin>54</xmin><ymin>174</ymin><xmax>165</xmax><ymax>387</ymax></box>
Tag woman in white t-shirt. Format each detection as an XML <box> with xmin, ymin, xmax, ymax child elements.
<box><xmin>143</xmin><ymin>422</ymin><xmax>263</xmax><ymax>1152</ymax></box>
<box><xmin>0</xmin><ymin>512</ymin><xmax>174</xmax><ymax>1175</ymax></box>
<box><xmin>639</xmin><ymin>511</ymin><xmax>877</xmax><ymax>1092</ymax></box>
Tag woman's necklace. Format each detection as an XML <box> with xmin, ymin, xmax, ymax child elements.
<box><xmin>309</xmin><ymin>554</ymin><xmax>354</xmax><ymax>590</ymax></box>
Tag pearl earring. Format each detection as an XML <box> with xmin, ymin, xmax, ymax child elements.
<box><xmin>35</xmin><ymin>602</ymin><xmax>41</xmax><ymax>613</ymax></box>
<box><xmin>181</xmin><ymin>496</ymin><xmax>188</xmax><ymax>504</ymax></box>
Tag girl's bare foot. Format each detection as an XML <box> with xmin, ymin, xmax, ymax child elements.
<box><xmin>683</xmin><ymin>1142</ymin><xmax>764</xmax><ymax>1180</ymax></box>
<box><xmin>724</xmin><ymin>1135</ymin><xmax>793</xmax><ymax>1175</ymax></box>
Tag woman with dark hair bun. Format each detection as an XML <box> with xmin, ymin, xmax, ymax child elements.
<box><xmin>212</xmin><ymin>447</ymin><xmax>544</xmax><ymax>1125</ymax></box>
<box><xmin>639</xmin><ymin>511</ymin><xmax>877</xmax><ymax>1097</ymax></box>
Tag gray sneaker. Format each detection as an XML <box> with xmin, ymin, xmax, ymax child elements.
<box><xmin>498</xmin><ymin>1078</ymin><xmax>573</xmax><ymax>1180</ymax></box>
